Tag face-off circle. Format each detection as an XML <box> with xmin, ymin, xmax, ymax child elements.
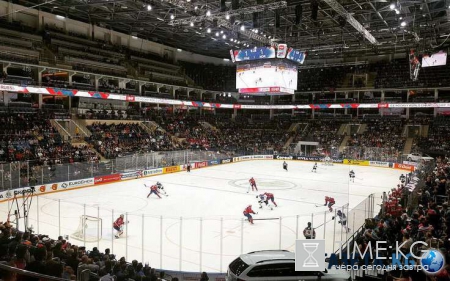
<box><xmin>229</xmin><ymin>178</ymin><xmax>298</xmax><ymax>190</ymax></box>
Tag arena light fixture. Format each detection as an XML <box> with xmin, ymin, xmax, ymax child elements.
<box><xmin>207</xmin><ymin>28</ymin><xmax>211</xmax><ymax>33</ymax></box>
<box><xmin>170</xmin><ymin>14</ymin><xmax>175</xmax><ymax>19</ymax></box>
<box><xmin>147</xmin><ymin>5</ymin><xmax>152</xmax><ymax>11</ymax></box>
<box><xmin>240</xmin><ymin>25</ymin><xmax>245</xmax><ymax>31</ymax></box>
<box><xmin>222</xmin><ymin>34</ymin><xmax>226</xmax><ymax>39</ymax></box>
<box><xmin>206</xmin><ymin>10</ymin><xmax>211</xmax><ymax>16</ymax></box>
<box><xmin>390</xmin><ymin>3</ymin><xmax>395</xmax><ymax>10</ymax></box>
<box><xmin>395</xmin><ymin>9</ymin><xmax>400</xmax><ymax>14</ymax></box>
<box><xmin>190</xmin><ymin>22</ymin><xmax>194</xmax><ymax>26</ymax></box>
<box><xmin>195</xmin><ymin>6</ymin><xmax>198</xmax><ymax>10</ymax></box>
<box><xmin>220</xmin><ymin>30</ymin><xmax>224</xmax><ymax>34</ymax></box>
<box><xmin>401</xmin><ymin>21</ymin><xmax>406</xmax><ymax>27</ymax></box>
<box><xmin>225</xmin><ymin>14</ymin><xmax>230</xmax><ymax>20</ymax></box>
<box><xmin>215</xmin><ymin>32</ymin><xmax>219</xmax><ymax>36</ymax></box>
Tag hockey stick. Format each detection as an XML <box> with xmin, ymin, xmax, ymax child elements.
<box><xmin>253</xmin><ymin>218</ymin><xmax>280</xmax><ymax>221</ymax></box>
<box><xmin>315</xmin><ymin>204</ymin><xmax>325</xmax><ymax>207</ymax></box>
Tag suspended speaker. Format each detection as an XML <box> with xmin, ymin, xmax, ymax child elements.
<box><xmin>253</xmin><ymin>12</ymin><xmax>259</xmax><ymax>28</ymax></box>
<box><xmin>311</xmin><ymin>0</ymin><xmax>318</xmax><ymax>21</ymax></box>
<box><xmin>220</xmin><ymin>0</ymin><xmax>226</xmax><ymax>12</ymax></box>
<box><xmin>295</xmin><ymin>4</ymin><xmax>302</xmax><ymax>25</ymax></box>
<box><xmin>276</xmin><ymin>11</ymin><xmax>280</xmax><ymax>28</ymax></box>
<box><xmin>232</xmin><ymin>0</ymin><xmax>239</xmax><ymax>10</ymax></box>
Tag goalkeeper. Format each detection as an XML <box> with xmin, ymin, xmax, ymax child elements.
<box><xmin>113</xmin><ymin>214</ymin><xmax>128</xmax><ymax>239</ymax></box>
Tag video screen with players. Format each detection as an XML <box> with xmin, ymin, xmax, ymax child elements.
<box><xmin>236</xmin><ymin>59</ymin><xmax>298</xmax><ymax>92</ymax></box>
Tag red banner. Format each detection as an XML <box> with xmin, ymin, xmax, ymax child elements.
<box><xmin>394</xmin><ymin>163</ymin><xmax>415</xmax><ymax>171</ymax></box>
<box><xmin>94</xmin><ymin>174</ymin><xmax>121</xmax><ymax>184</ymax></box>
<box><xmin>194</xmin><ymin>161</ymin><xmax>208</xmax><ymax>169</ymax></box>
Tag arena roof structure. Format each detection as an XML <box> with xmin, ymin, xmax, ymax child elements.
<box><xmin>14</xmin><ymin>0</ymin><xmax>450</xmax><ymax>58</ymax></box>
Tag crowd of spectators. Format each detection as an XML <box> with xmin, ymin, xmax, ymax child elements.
<box><xmin>415</xmin><ymin>116</ymin><xmax>450</xmax><ymax>154</ymax></box>
<box><xmin>0</xmin><ymin>112</ymin><xmax>78</xmax><ymax>164</ymax></box>
<box><xmin>86</xmin><ymin>122</ymin><xmax>179</xmax><ymax>159</ymax></box>
<box><xmin>344</xmin><ymin>118</ymin><xmax>406</xmax><ymax>159</ymax></box>
<box><xmin>0</xmin><ymin>227</ymin><xmax>174</xmax><ymax>281</ymax></box>
<box><xmin>293</xmin><ymin>119</ymin><xmax>345</xmax><ymax>156</ymax></box>
<box><xmin>351</xmin><ymin>157</ymin><xmax>450</xmax><ymax>280</ymax></box>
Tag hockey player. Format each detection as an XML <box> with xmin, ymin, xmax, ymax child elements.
<box><xmin>156</xmin><ymin>182</ymin><xmax>167</xmax><ymax>195</ymax></box>
<box><xmin>256</xmin><ymin>194</ymin><xmax>271</xmax><ymax>210</ymax></box>
<box><xmin>399</xmin><ymin>174</ymin><xmax>406</xmax><ymax>184</ymax></box>
<box><xmin>333</xmin><ymin>210</ymin><xmax>350</xmax><ymax>232</ymax></box>
<box><xmin>324</xmin><ymin>196</ymin><xmax>335</xmax><ymax>212</ymax></box>
<box><xmin>243</xmin><ymin>205</ymin><xmax>257</xmax><ymax>224</ymax></box>
<box><xmin>311</xmin><ymin>163</ymin><xmax>318</xmax><ymax>173</ymax></box>
<box><xmin>349</xmin><ymin>170</ymin><xmax>355</xmax><ymax>182</ymax></box>
<box><xmin>186</xmin><ymin>163</ymin><xmax>191</xmax><ymax>172</ymax></box>
<box><xmin>303</xmin><ymin>222</ymin><xmax>316</xmax><ymax>239</ymax></box>
<box><xmin>264</xmin><ymin>192</ymin><xmax>278</xmax><ymax>207</ymax></box>
<box><xmin>283</xmin><ymin>161</ymin><xmax>288</xmax><ymax>171</ymax></box>
<box><xmin>113</xmin><ymin>214</ymin><xmax>128</xmax><ymax>238</ymax></box>
<box><xmin>147</xmin><ymin>184</ymin><xmax>162</xmax><ymax>199</ymax></box>
<box><xmin>248</xmin><ymin>177</ymin><xmax>258</xmax><ymax>193</ymax></box>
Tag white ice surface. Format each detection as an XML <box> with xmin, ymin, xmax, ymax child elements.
<box><xmin>0</xmin><ymin>160</ymin><xmax>403</xmax><ymax>273</ymax></box>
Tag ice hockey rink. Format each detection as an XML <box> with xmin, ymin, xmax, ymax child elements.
<box><xmin>0</xmin><ymin>160</ymin><xmax>402</xmax><ymax>273</ymax></box>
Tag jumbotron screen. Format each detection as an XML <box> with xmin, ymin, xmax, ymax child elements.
<box><xmin>236</xmin><ymin>59</ymin><xmax>298</xmax><ymax>94</ymax></box>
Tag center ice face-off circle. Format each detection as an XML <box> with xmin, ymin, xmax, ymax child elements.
<box><xmin>229</xmin><ymin>178</ymin><xmax>298</xmax><ymax>190</ymax></box>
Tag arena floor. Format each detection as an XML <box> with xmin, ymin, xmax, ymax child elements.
<box><xmin>0</xmin><ymin>160</ymin><xmax>402</xmax><ymax>272</ymax></box>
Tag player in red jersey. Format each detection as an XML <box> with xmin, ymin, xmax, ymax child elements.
<box><xmin>113</xmin><ymin>214</ymin><xmax>127</xmax><ymax>238</ymax></box>
<box><xmin>147</xmin><ymin>184</ymin><xmax>162</xmax><ymax>199</ymax></box>
<box><xmin>243</xmin><ymin>205</ymin><xmax>257</xmax><ymax>224</ymax></box>
<box><xmin>324</xmin><ymin>196</ymin><xmax>335</xmax><ymax>212</ymax></box>
<box><xmin>248</xmin><ymin>177</ymin><xmax>258</xmax><ymax>193</ymax></box>
<box><xmin>264</xmin><ymin>192</ymin><xmax>278</xmax><ymax>207</ymax></box>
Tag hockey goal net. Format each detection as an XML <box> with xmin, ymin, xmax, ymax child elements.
<box><xmin>70</xmin><ymin>215</ymin><xmax>102</xmax><ymax>242</ymax></box>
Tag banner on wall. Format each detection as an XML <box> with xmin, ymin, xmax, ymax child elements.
<box><xmin>143</xmin><ymin>168</ymin><xmax>164</xmax><ymax>176</ymax></box>
<box><xmin>208</xmin><ymin>160</ymin><xmax>220</xmax><ymax>165</ymax></box>
<box><xmin>163</xmin><ymin>166</ymin><xmax>180</xmax><ymax>173</ymax></box>
<box><xmin>394</xmin><ymin>163</ymin><xmax>415</xmax><ymax>171</ymax></box>
<box><xmin>369</xmin><ymin>161</ymin><xmax>390</xmax><ymax>167</ymax></box>
<box><xmin>194</xmin><ymin>161</ymin><xmax>208</xmax><ymax>169</ymax></box>
<box><xmin>121</xmin><ymin>171</ymin><xmax>141</xmax><ymax>180</ymax></box>
<box><xmin>221</xmin><ymin>158</ymin><xmax>233</xmax><ymax>164</ymax></box>
<box><xmin>343</xmin><ymin>159</ymin><xmax>370</xmax><ymax>166</ymax></box>
<box><xmin>94</xmin><ymin>174</ymin><xmax>121</xmax><ymax>184</ymax></box>
<box><xmin>61</xmin><ymin>178</ymin><xmax>94</xmax><ymax>189</ymax></box>
<box><xmin>274</xmin><ymin>155</ymin><xmax>296</xmax><ymax>160</ymax></box>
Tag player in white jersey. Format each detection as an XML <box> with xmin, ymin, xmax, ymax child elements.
<box><xmin>256</xmin><ymin>194</ymin><xmax>273</xmax><ymax>210</ymax></box>
<box><xmin>311</xmin><ymin>163</ymin><xmax>317</xmax><ymax>173</ymax></box>
<box><xmin>349</xmin><ymin>170</ymin><xmax>355</xmax><ymax>182</ymax></box>
<box><xmin>156</xmin><ymin>181</ymin><xmax>167</xmax><ymax>195</ymax></box>
<box><xmin>333</xmin><ymin>210</ymin><xmax>350</xmax><ymax>232</ymax></box>
<box><xmin>145</xmin><ymin>181</ymin><xmax>168</xmax><ymax>196</ymax></box>
<box><xmin>324</xmin><ymin>156</ymin><xmax>333</xmax><ymax>166</ymax></box>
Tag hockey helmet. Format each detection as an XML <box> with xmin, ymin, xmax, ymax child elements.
<box><xmin>120</xmin><ymin>214</ymin><xmax>124</xmax><ymax>218</ymax></box>
<box><xmin>337</xmin><ymin>210</ymin><xmax>342</xmax><ymax>214</ymax></box>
